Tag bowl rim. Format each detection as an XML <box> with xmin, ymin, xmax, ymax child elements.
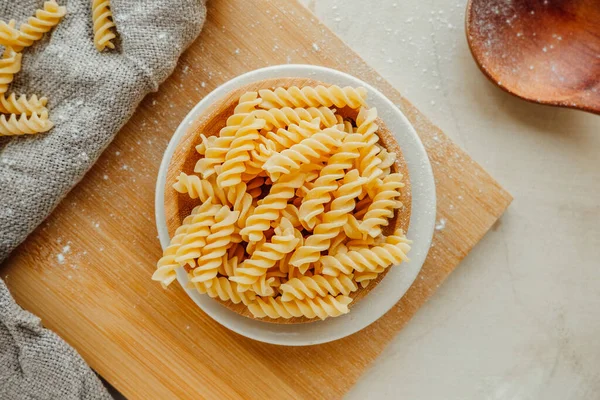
<box><xmin>155</xmin><ymin>64</ymin><xmax>436</xmax><ymax>346</ymax></box>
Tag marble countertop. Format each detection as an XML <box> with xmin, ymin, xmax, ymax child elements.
<box><xmin>299</xmin><ymin>0</ymin><xmax>600</xmax><ymax>399</ymax></box>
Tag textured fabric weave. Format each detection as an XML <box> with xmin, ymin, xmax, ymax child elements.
<box><xmin>0</xmin><ymin>0</ymin><xmax>207</xmax><ymax>398</ymax></box>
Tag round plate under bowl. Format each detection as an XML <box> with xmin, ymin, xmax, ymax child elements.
<box><xmin>155</xmin><ymin>65</ymin><xmax>436</xmax><ymax>346</ymax></box>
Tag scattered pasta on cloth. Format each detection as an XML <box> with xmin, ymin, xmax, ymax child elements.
<box><xmin>0</xmin><ymin>0</ymin><xmax>120</xmax><ymax>138</ymax></box>
<box><xmin>153</xmin><ymin>85</ymin><xmax>412</xmax><ymax>321</ymax></box>
<box><xmin>0</xmin><ymin>0</ymin><xmax>65</xmax><ymax>137</ymax></box>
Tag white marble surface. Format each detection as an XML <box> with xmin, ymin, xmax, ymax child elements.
<box><xmin>298</xmin><ymin>0</ymin><xmax>599</xmax><ymax>399</ymax></box>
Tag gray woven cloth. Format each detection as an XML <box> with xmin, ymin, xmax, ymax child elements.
<box><xmin>0</xmin><ymin>0</ymin><xmax>207</xmax><ymax>398</ymax></box>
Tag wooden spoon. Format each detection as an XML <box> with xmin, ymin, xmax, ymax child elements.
<box><xmin>466</xmin><ymin>0</ymin><xmax>600</xmax><ymax>114</ymax></box>
<box><xmin>164</xmin><ymin>77</ymin><xmax>412</xmax><ymax>324</ymax></box>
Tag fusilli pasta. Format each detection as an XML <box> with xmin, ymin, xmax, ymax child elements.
<box><xmin>156</xmin><ymin>85</ymin><xmax>412</xmax><ymax>322</ymax></box>
<box><xmin>258</xmin><ymin>85</ymin><xmax>367</xmax><ymax>110</ymax></box>
<box><xmin>290</xmin><ymin>170</ymin><xmax>366</xmax><ymax>271</ymax></box>
<box><xmin>280</xmin><ymin>274</ymin><xmax>357</xmax><ymax>301</ymax></box>
<box><xmin>11</xmin><ymin>0</ymin><xmax>66</xmax><ymax>52</ymax></box>
<box><xmin>174</xmin><ymin>201</ymin><xmax>221</xmax><ymax>268</ymax></box>
<box><xmin>298</xmin><ymin>133</ymin><xmax>367</xmax><ymax>229</ymax></box>
<box><xmin>262</xmin><ymin>126</ymin><xmax>344</xmax><ymax>181</ymax></box>
<box><xmin>190</xmin><ymin>206</ymin><xmax>240</xmax><ymax>284</ymax></box>
<box><xmin>92</xmin><ymin>0</ymin><xmax>117</xmax><ymax>51</ymax></box>
<box><xmin>173</xmin><ymin>172</ymin><xmax>229</xmax><ymax>205</ymax></box>
<box><xmin>0</xmin><ymin>110</ymin><xmax>53</xmax><ymax>136</ymax></box>
<box><xmin>232</xmin><ymin>218</ymin><xmax>299</xmax><ymax>289</ymax></box>
<box><xmin>265</xmin><ymin>118</ymin><xmax>322</xmax><ymax>152</ymax></box>
<box><xmin>359</xmin><ymin>172</ymin><xmax>404</xmax><ymax>238</ymax></box>
<box><xmin>248</xmin><ymin>294</ymin><xmax>353</xmax><ymax>320</ymax></box>
<box><xmin>240</xmin><ymin>173</ymin><xmax>307</xmax><ymax>242</ymax></box>
<box><xmin>0</xmin><ymin>93</ymin><xmax>48</xmax><ymax>116</ymax></box>
<box><xmin>355</xmin><ymin>107</ymin><xmax>383</xmax><ymax>187</ymax></box>
<box><xmin>0</xmin><ymin>48</ymin><xmax>21</xmax><ymax>95</ymax></box>
<box><xmin>0</xmin><ymin>20</ymin><xmax>20</xmax><ymax>48</ymax></box>
<box><xmin>152</xmin><ymin>206</ymin><xmax>202</xmax><ymax>287</ymax></box>
<box><xmin>217</xmin><ymin>115</ymin><xmax>266</xmax><ymax>188</ymax></box>
<box><xmin>193</xmin><ymin>276</ymin><xmax>256</xmax><ymax>305</ymax></box>
<box><xmin>251</xmin><ymin>106</ymin><xmax>337</xmax><ymax>131</ymax></box>
<box><xmin>321</xmin><ymin>233</ymin><xmax>411</xmax><ymax>276</ymax></box>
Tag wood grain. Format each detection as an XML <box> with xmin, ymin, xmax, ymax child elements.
<box><xmin>164</xmin><ymin>77</ymin><xmax>411</xmax><ymax>323</ymax></box>
<box><xmin>466</xmin><ymin>0</ymin><xmax>600</xmax><ymax>114</ymax></box>
<box><xmin>1</xmin><ymin>0</ymin><xmax>512</xmax><ymax>399</ymax></box>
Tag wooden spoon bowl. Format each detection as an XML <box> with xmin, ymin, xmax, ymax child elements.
<box><xmin>466</xmin><ymin>0</ymin><xmax>600</xmax><ymax>114</ymax></box>
<box><xmin>164</xmin><ymin>77</ymin><xmax>411</xmax><ymax>323</ymax></box>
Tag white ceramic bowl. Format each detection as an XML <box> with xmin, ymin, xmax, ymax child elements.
<box><xmin>155</xmin><ymin>65</ymin><xmax>436</xmax><ymax>346</ymax></box>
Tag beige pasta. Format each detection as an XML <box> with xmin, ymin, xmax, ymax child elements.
<box><xmin>248</xmin><ymin>294</ymin><xmax>353</xmax><ymax>320</ymax></box>
<box><xmin>0</xmin><ymin>111</ymin><xmax>53</xmax><ymax>136</ymax></box>
<box><xmin>0</xmin><ymin>48</ymin><xmax>22</xmax><ymax>95</ymax></box>
<box><xmin>258</xmin><ymin>85</ymin><xmax>368</xmax><ymax>110</ymax></box>
<box><xmin>92</xmin><ymin>0</ymin><xmax>117</xmax><ymax>51</ymax></box>
<box><xmin>280</xmin><ymin>274</ymin><xmax>357</xmax><ymax>301</ymax></box>
<box><xmin>152</xmin><ymin>207</ymin><xmax>202</xmax><ymax>287</ymax></box>
<box><xmin>0</xmin><ymin>20</ymin><xmax>20</xmax><ymax>48</ymax></box>
<box><xmin>11</xmin><ymin>1</ymin><xmax>67</xmax><ymax>52</ymax></box>
<box><xmin>155</xmin><ymin>85</ymin><xmax>412</xmax><ymax>322</ymax></box>
<box><xmin>0</xmin><ymin>93</ymin><xmax>48</xmax><ymax>116</ymax></box>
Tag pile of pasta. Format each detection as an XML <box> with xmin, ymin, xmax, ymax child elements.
<box><xmin>153</xmin><ymin>85</ymin><xmax>411</xmax><ymax>321</ymax></box>
<box><xmin>0</xmin><ymin>1</ymin><xmax>66</xmax><ymax>137</ymax></box>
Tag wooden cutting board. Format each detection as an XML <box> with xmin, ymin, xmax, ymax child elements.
<box><xmin>2</xmin><ymin>0</ymin><xmax>512</xmax><ymax>399</ymax></box>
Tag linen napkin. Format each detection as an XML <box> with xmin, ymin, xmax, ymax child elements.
<box><xmin>0</xmin><ymin>0</ymin><xmax>207</xmax><ymax>398</ymax></box>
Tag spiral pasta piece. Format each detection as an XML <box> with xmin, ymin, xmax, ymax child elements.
<box><xmin>354</xmin><ymin>270</ymin><xmax>383</xmax><ymax>288</ymax></box>
<box><xmin>265</xmin><ymin>118</ymin><xmax>323</xmax><ymax>152</ymax></box>
<box><xmin>0</xmin><ymin>110</ymin><xmax>53</xmax><ymax>136</ymax></box>
<box><xmin>193</xmin><ymin>276</ymin><xmax>256</xmax><ymax>305</ymax></box>
<box><xmin>355</xmin><ymin>107</ymin><xmax>383</xmax><ymax>186</ymax></box>
<box><xmin>280</xmin><ymin>274</ymin><xmax>357</xmax><ymax>301</ymax></box>
<box><xmin>299</xmin><ymin>133</ymin><xmax>368</xmax><ymax>229</ymax></box>
<box><xmin>217</xmin><ymin>115</ymin><xmax>265</xmax><ymax>188</ymax></box>
<box><xmin>290</xmin><ymin>170</ymin><xmax>366</xmax><ymax>270</ymax></box>
<box><xmin>244</xmin><ymin>274</ymin><xmax>278</xmax><ymax>297</ymax></box>
<box><xmin>246</xmin><ymin>139</ymin><xmax>276</xmax><ymax>177</ymax></box>
<box><xmin>262</xmin><ymin>126</ymin><xmax>344</xmax><ymax>181</ymax></box>
<box><xmin>190</xmin><ymin>207</ymin><xmax>240</xmax><ymax>284</ymax></box>
<box><xmin>195</xmin><ymin>93</ymin><xmax>262</xmax><ymax>177</ymax></box>
<box><xmin>172</xmin><ymin>172</ymin><xmax>228</xmax><ymax>205</ymax></box>
<box><xmin>251</xmin><ymin>106</ymin><xmax>337</xmax><ymax>131</ymax></box>
<box><xmin>321</xmin><ymin>236</ymin><xmax>411</xmax><ymax>277</ymax></box>
<box><xmin>281</xmin><ymin>203</ymin><xmax>302</xmax><ymax>229</ymax></box>
<box><xmin>377</xmin><ymin>146</ymin><xmax>397</xmax><ymax>176</ymax></box>
<box><xmin>359</xmin><ymin>173</ymin><xmax>404</xmax><ymax>238</ymax></box>
<box><xmin>346</xmin><ymin>235</ymin><xmax>382</xmax><ymax>250</ymax></box>
<box><xmin>11</xmin><ymin>1</ymin><xmax>66</xmax><ymax>52</ymax></box>
<box><xmin>195</xmin><ymin>133</ymin><xmax>217</xmax><ymax>156</ymax></box>
<box><xmin>226</xmin><ymin>182</ymin><xmax>255</xmax><ymax>229</ymax></box>
<box><xmin>258</xmin><ymin>85</ymin><xmax>368</xmax><ymax>110</ymax></box>
<box><xmin>174</xmin><ymin>201</ymin><xmax>221</xmax><ymax>268</ymax></box>
<box><xmin>0</xmin><ymin>93</ymin><xmax>48</xmax><ymax>116</ymax></box>
<box><xmin>92</xmin><ymin>0</ymin><xmax>117</xmax><ymax>52</ymax></box>
<box><xmin>0</xmin><ymin>21</ymin><xmax>20</xmax><ymax>48</ymax></box>
<box><xmin>240</xmin><ymin>173</ymin><xmax>307</xmax><ymax>242</ymax></box>
<box><xmin>218</xmin><ymin>253</ymin><xmax>239</xmax><ymax>277</ymax></box>
<box><xmin>232</xmin><ymin>218</ymin><xmax>299</xmax><ymax>290</ymax></box>
<box><xmin>152</xmin><ymin>206</ymin><xmax>203</xmax><ymax>287</ymax></box>
<box><xmin>0</xmin><ymin>48</ymin><xmax>22</xmax><ymax>95</ymax></box>
<box><xmin>248</xmin><ymin>294</ymin><xmax>352</xmax><ymax>320</ymax></box>
<box><xmin>328</xmin><ymin>232</ymin><xmax>347</xmax><ymax>256</ymax></box>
